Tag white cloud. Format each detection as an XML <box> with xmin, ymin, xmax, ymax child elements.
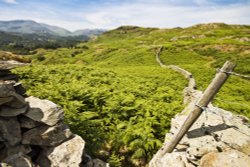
<box><xmin>0</xmin><ymin>0</ymin><xmax>249</xmax><ymax>30</ymax></box>
<box><xmin>3</xmin><ymin>0</ymin><xmax>18</xmax><ymax>4</ymax></box>
<box><xmin>82</xmin><ymin>2</ymin><xmax>250</xmax><ymax>29</ymax></box>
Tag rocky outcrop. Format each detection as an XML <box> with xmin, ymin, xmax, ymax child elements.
<box><xmin>151</xmin><ymin>49</ymin><xmax>250</xmax><ymax>166</ymax></box>
<box><xmin>0</xmin><ymin>61</ymin><xmax>108</xmax><ymax>167</ymax></box>
<box><xmin>150</xmin><ymin>94</ymin><xmax>250</xmax><ymax>167</ymax></box>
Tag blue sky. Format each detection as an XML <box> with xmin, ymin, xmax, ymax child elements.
<box><xmin>0</xmin><ymin>0</ymin><xmax>249</xmax><ymax>31</ymax></box>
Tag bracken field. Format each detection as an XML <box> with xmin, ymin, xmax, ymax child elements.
<box><xmin>13</xmin><ymin>23</ymin><xmax>250</xmax><ymax>166</ymax></box>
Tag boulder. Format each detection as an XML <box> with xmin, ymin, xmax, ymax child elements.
<box><xmin>0</xmin><ymin>117</ymin><xmax>21</xmax><ymax>146</ymax></box>
<box><xmin>24</xmin><ymin>96</ymin><xmax>64</xmax><ymax>126</ymax></box>
<box><xmin>36</xmin><ymin>135</ymin><xmax>85</xmax><ymax>167</ymax></box>
<box><xmin>1</xmin><ymin>153</ymin><xmax>35</xmax><ymax>167</ymax></box>
<box><xmin>0</xmin><ymin>105</ymin><xmax>28</xmax><ymax>117</ymax></box>
<box><xmin>22</xmin><ymin>123</ymin><xmax>72</xmax><ymax>146</ymax></box>
<box><xmin>200</xmin><ymin>149</ymin><xmax>250</xmax><ymax>167</ymax></box>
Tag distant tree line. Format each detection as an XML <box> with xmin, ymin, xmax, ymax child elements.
<box><xmin>0</xmin><ymin>31</ymin><xmax>89</xmax><ymax>54</ymax></box>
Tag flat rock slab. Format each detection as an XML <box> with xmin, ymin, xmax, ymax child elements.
<box><xmin>0</xmin><ymin>117</ymin><xmax>21</xmax><ymax>146</ymax></box>
<box><xmin>22</xmin><ymin>123</ymin><xmax>72</xmax><ymax>146</ymax></box>
<box><xmin>0</xmin><ymin>74</ymin><xmax>18</xmax><ymax>81</ymax></box>
<box><xmin>0</xmin><ymin>97</ymin><xmax>13</xmax><ymax>106</ymax></box>
<box><xmin>0</xmin><ymin>60</ymin><xmax>28</xmax><ymax>70</ymax></box>
<box><xmin>200</xmin><ymin>149</ymin><xmax>250</xmax><ymax>167</ymax></box>
<box><xmin>0</xmin><ymin>105</ymin><xmax>28</xmax><ymax>117</ymax></box>
<box><xmin>24</xmin><ymin>96</ymin><xmax>64</xmax><ymax>126</ymax></box>
<box><xmin>37</xmin><ymin>135</ymin><xmax>85</xmax><ymax>167</ymax></box>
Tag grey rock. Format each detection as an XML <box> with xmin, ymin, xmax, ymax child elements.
<box><xmin>1</xmin><ymin>153</ymin><xmax>35</xmax><ymax>167</ymax></box>
<box><xmin>6</xmin><ymin>144</ymin><xmax>32</xmax><ymax>156</ymax></box>
<box><xmin>0</xmin><ymin>97</ymin><xmax>13</xmax><ymax>105</ymax></box>
<box><xmin>0</xmin><ymin>81</ymin><xmax>15</xmax><ymax>97</ymax></box>
<box><xmin>200</xmin><ymin>149</ymin><xmax>250</xmax><ymax>167</ymax></box>
<box><xmin>0</xmin><ymin>60</ymin><xmax>28</xmax><ymax>70</ymax></box>
<box><xmin>0</xmin><ymin>105</ymin><xmax>28</xmax><ymax>117</ymax></box>
<box><xmin>22</xmin><ymin>123</ymin><xmax>72</xmax><ymax>146</ymax></box>
<box><xmin>37</xmin><ymin>135</ymin><xmax>85</xmax><ymax>167</ymax></box>
<box><xmin>0</xmin><ymin>117</ymin><xmax>21</xmax><ymax>146</ymax></box>
<box><xmin>24</xmin><ymin>96</ymin><xmax>64</xmax><ymax>126</ymax></box>
<box><xmin>18</xmin><ymin>115</ymin><xmax>42</xmax><ymax>129</ymax></box>
<box><xmin>0</xmin><ymin>74</ymin><xmax>18</xmax><ymax>82</ymax></box>
<box><xmin>6</xmin><ymin>92</ymin><xmax>27</xmax><ymax>108</ymax></box>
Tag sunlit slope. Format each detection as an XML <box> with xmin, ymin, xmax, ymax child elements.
<box><xmin>32</xmin><ymin>23</ymin><xmax>250</xmax><ymax>117</ymax></box>
<box><xmin>15</xmin><ymin>23</ymin><xmax>250</xmax><ymax>166</ymax></box>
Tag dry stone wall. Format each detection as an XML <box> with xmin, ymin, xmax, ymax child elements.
<box><xmin>150</xmin><ymin>95</ymin><xmax>250</xmax><ymax>167</ymax></box>
<box><xmin>151</xmin><ymin>47</ymin><xmax>250</xmax><ymax>167</ymax></box>
<box><xmin>0</xmin><ymin>61</ymin><xmax>108</xmax><ymax>167</ymax></box>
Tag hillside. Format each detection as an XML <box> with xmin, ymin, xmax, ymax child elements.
<box><xmin>0</xmin><ymin>20</ymin><xmax>106</xmax><ymax>54</ymax></box>
<box><xmin>13</xmin><ymin>23</ymin><xmax>250</xmax><ymax>167</ymax></box>
<box><xmin>0</xmin><ymin>31</ymin><xmax>89</xmax><ymax>54</ymax></box>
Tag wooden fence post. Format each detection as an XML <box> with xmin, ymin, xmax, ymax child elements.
<box><xmin>157</xmin><ymin>61</ymin><xmax>236</xmax><ymax>157</ymax></box>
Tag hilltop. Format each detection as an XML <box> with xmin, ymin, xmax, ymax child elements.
<box><xmin>13</xmin><ymin>23</ymin><xmax>250</xmax><ymax>166</ymax></box>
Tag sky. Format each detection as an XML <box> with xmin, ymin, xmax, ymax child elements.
<box><xmin>0</xmin><ymin>0</ymin><xmax>249</xmax><ymax>31</ymax></box>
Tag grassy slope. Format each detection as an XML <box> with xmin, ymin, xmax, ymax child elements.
<box><xmin>14</xmin><ymin>23</ymin><xmax>250</xmax><ymax>166</ymax></box>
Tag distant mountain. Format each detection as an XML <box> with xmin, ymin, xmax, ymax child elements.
<box><xmin>0</xmin><ymin>20</ymin><xmax>106</xmax><ymax>37</ymax></box>
<box><xmin>72</xmin><ymin>29</ymin><xmax>106</xmax><ymax>36</ymax></box>
<box><xmin>0</xmin><ymin>20</ymin><xmax>106</xmax><ymax>54</ymax></box>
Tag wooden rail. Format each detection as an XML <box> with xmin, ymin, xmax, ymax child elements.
<box><xmin>156</xmin><ymin>61</ymin><xmax>236</xmax><ymax>157</ymax></box>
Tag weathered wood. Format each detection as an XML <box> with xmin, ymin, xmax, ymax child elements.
<box><xmin>157</xmin><ymin>61</ymin><xmax>236</xmax><ymax>157</ymax></box>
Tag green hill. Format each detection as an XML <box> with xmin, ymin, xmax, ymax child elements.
<box><xmin>13</xmin><ymin>23</ymin><xmax>250</xmax><ymax>167</ymax></box>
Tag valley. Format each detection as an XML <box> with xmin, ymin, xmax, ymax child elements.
<box><xmin>2</xmin><ymin>23</ymin><xmax>250</xmax><ymax>166</ymax></box>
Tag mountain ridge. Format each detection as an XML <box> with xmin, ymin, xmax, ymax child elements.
<box><xmin>0</xmin><ymin>20</ymin><xmax>106</xmax><ymax>37</ymax></box>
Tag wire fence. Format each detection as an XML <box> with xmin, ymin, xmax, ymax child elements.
<box><xmin>217</xmin><ymin>68</ymin><xmax>250</xmax><ymax>79</ymax></box>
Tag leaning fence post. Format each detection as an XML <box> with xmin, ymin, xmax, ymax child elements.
<box><xmin>157</xmin><ymin>61</ymin><xmax>236</xmax><ymax>157</ymax></box>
